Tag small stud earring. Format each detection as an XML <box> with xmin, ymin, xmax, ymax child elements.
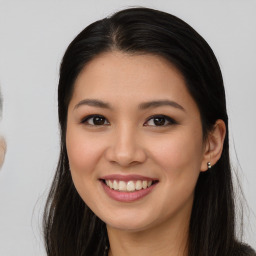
<box><xmin>207</xmin><ymin>162</ymin><xmax>212</xmax><ymax>169</ymax></box>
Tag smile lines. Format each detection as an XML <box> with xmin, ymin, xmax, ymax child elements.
<box><xmin>104</xmin><ymin>180</ymin><xmax>157</xmax><ymax>192</ymax></box>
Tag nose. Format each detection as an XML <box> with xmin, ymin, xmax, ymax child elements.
<box><xmin>105</xmin><ymin>125</ymin><xmax>147</xmax><ymax>167</ymax></box>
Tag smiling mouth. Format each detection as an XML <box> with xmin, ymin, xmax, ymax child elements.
<box><xmin>101</xmin><ymin>179</ymin><xmax>158</xmax><ymax>192</ymax></box>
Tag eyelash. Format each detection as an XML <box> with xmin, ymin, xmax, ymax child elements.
<box><xmin>81</xmin><ymin>115</ymin><xmax>110</xmax><ymax>126</ymax></box>
<box><xmin>144</xmin><ymin>115</ymin><xmax>177</xmax><ymax>126</ymax></box>
<box><xmin>80</xmin><ymin>114</ymin><xmax>177</xmax><ymax>127</ymax></box>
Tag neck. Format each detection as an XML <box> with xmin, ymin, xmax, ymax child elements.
<box><xmin>107</xmin><ymin>214</ymin><xmax>190</xmax><ymax>256</ymax></box>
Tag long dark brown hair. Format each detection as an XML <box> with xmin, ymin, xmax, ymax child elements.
<box><xmin>43</xmin><ymin>7</ymin><xmax>248</xmax><ymax>256</ymax></box>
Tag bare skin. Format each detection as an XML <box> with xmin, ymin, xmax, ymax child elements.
<box><xmin>66</xmin><ymin>51</ymin><xmax>226</xmax><ymax>256</ymax></box>
<box><xmin>107</xmin><ymin>203</ymin><xmax>190</xmax><ymax>256</ymax></box>
<box><xmin>0</xmin><ymin>136</ymin><xmax>6</xmax><ymax>168</ymax></box>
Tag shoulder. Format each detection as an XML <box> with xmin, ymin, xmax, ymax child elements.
<box><xmin>233</xmin><ymin>242</ymin><xmax>256</xmax><ymax>256</ymax></box>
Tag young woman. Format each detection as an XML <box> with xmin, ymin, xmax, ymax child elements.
<box><xmin>43</xmin><ymin>7</ymin><xmax>256</xmax><ymax>256</ymax></box>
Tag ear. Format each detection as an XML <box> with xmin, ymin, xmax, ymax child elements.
<box><xmin>200</xmin><ymin>119</ymin><xmax>226</xmax><ymax>172</ymax></box>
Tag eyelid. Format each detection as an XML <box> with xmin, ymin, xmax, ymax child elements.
<box><xmin>80</xmin><ymin>114</ymin><xmax>177</xmax><ymax>127</ymax></box>
<box><xmin>143</xmin><ymin>115</ymin><xmax>177</xmax><ymax>127</ymax></box>
<box><xmin>80</xmin><ymin>114</ymin><xmax>110</xmax><ymax>125</ymax></box>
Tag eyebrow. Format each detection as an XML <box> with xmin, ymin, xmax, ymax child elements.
<box><xmin>74</xmin><ymin>99</ymin><xmax>185</xmax><ymax>111</ymax></box>
<box><xmin>138</xmin><ymin>100</ymin><xmax>185</xmax><ymax>111</ymax></box>
<box><xmin>74</xmin><ymin>99</ymin><xmax>111</xmax><ymax>110</ymax></box>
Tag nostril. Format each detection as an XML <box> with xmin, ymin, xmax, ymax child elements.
<box><xmin>104</xmin><ymin>141</ymin><xmax>147</xmax><ymax>167</ymax></box>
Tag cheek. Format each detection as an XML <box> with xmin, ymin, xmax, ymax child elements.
<box><xmin>145</xmin><ymin>130</ymin><xmax>203</xmax><ymax>218</ymax></box>
<box><xmin>148</xmin><ymin>129</ymin><xmax>204</xmax><ymax>176</ymax></box>
<box><xmin>65</xmin><ymin>128</ymin><xmax>107</xmax><ymax>208</ymax></box>
<box><xmin>66</xmin><ymin>128</ymin><xmax>105</xmax><ymax>174</ymax></box>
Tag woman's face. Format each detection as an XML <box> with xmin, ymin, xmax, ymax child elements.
<box><xmin>66</xmin><ymin>51</ymin><xmax>208</xmax><ymax>232</ymax></box>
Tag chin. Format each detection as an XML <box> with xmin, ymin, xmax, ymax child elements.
<box><xmin>106</xmin><ymin>221</ymin><xmax>153</xmax><ymax>233</ymax></box>
<box><xmin>102</xmin><ymin>210</ymin><xmax>158</xmax><ymax>233</ymax></box>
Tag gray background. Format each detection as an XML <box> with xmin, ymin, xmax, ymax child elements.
<box><xmin>0</xmin><ymin>1</ymin><xmax>255</xmax><ymax>255</ymax></box>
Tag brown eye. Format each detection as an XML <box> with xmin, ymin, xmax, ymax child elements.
<box><xmin>153</xmin><ymin>117</ymin><xmax>165</xmax><ymax>126</ymax></box>
<box><xmin>82</xmin><ymin>115</ymin><xmax>109</xmax><ymax>126</ymax></box>
<box><xmin>144</xmin><ymin>115</ymin><xmax>176</xmax><ymax>127</ymax></box>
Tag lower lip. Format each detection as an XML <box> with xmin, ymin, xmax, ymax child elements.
<box><xmin>101</xmin><ymin>181</ymin><xmax>157</xmax><ymax>202</ymax></box>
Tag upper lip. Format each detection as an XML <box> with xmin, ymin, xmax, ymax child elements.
<box><xmin>100</xmin><ymin>174</ymin><xmax>158</xmax><ymax>182</ymax></box>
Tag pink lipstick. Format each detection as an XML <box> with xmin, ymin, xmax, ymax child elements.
<box><xmin>100</xmin><ymin>174</ymin><xmax>158</xmax><ymax>202</ymax></box>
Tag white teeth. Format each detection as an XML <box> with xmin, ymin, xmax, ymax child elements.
<box><xmin>113</xmin><ymin>180</ymin><xmax>118</xmax><ymax>190</ymax></box>
<box><xmin>127</xmin><ymin>181</ymin><xmax>135</xmax><ymax>192</ymax></box>
<box><xmin>142</xmin><ymin>180</ymin><xmax>147</xmax><ymax>189</ymax></box>
<box><xmin>135</xmin><ymin>180</ymin><xmax>142</xmax><ymax>190</ymax></box>
<box><xmin>105</xmin><ymin>179</ymin><xmax>154</xmax><ymax>192</ymax></box>
<box><xmin>119</xmin><ymin>181</ymin><xmax>126</xmax><ymax>191</ymax></box>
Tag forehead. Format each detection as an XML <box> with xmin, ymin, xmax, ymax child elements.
<box><xmin>70</xmin><ymin>51</ymin><xmax>197</xmax><ymax>111</ymax></box>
